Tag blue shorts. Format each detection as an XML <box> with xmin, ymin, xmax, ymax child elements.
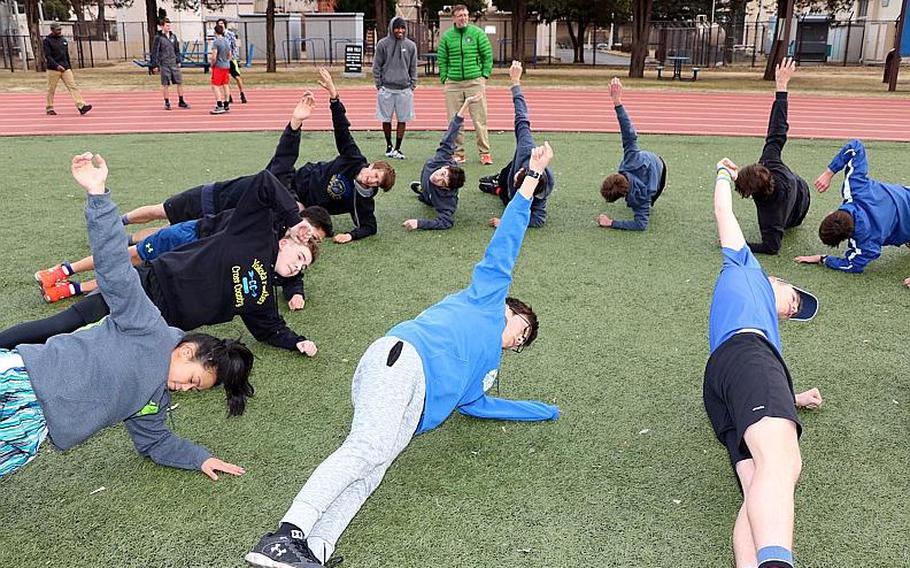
<box><xmin>136</xmin><ymin>220</ymin><xmax>199</xmax><ymax>261</ymax></box>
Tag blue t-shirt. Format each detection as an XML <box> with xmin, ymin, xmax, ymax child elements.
<box><xmin>708</xmin><ymin>246</ymin><xmax>781</xmax><ymax>354</ymax></box>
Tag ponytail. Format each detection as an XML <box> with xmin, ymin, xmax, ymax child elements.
<box><xmin>179</xmin><ymin>333</ymin><xmax>255</xmax><ymax>417</ymax></box>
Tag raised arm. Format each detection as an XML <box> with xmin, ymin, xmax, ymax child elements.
<box><xmin>71</xmin><ymin>154</ymin><xmax>162</xmax><ymax>332</ymax></box>
<box><xmin>760</xmin><ymin>58</ymin><xmax>795</xmax><ymax>163</ymax></box>
<box><xmin>508</xmin><ymin>62</ymin><xmax>535</xmax><ymax>158</ymax></box>
<box><xmin>817</xmin><ymin>139</ymin><xmax>870</xmax><ymax>201</ymax></box>
<box><xmin>458</xmin><ymin>394</ymin><xmax>559</xmax><ymax>422</ymax></box>
<box><xmin>714</xmin><ymin>158</ymin><xmax>746</xmax><ymax>250</ymax></box>
<box><xmin>317</xmin><ymin>67</ymin><xmax>363</xmax><ymax>159</ymax></box>
<box><xmin>467</xmin><ymin>143</ymin><xmax>553</xmax><ymax>306</ymax></box>
<box><xmin>610</xmin><ymin>78</ymin><xmax>640</xmax><ymax>154</ymax></box>
<box><xmin>266</xmin><ymin>92</ymin><xmax>316</xmax><ymax>182</ymax></box>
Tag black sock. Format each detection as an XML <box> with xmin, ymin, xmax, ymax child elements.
<box><xmin>395</xmin><ymin>137</ymin><xmax>403</xmax><ymax>151</ymax></box>
<box><xmin>276</xmin><ymin>522</ymin><xmax>304</xmax><ymax>539</ymax></box>
<box><xmin>178</xmin><ymin>96</ymin><xmax>185</xmax><ymax>103</ymax></box>
<box><xmin>758</xmin><ymin>562</ymin><xmax>793</xmax><ymax>568</ymax></box>
<box><xmin>164</xmin><ymin>98</ymin><xmax>170</xmax><ymax>104</ymax></box>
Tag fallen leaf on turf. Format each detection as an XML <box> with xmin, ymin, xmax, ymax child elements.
<box><xmin>639</xmin><ymin>429</ymin><xmax>650</xmax><ymax>435</ymax></box>
<box><xmin>90</xmin><ymin>486</ymin><xmax>106</xmax><ymax>495</ymax></box>
<box><xmin>673</xmin><ymin>499</ymin><xmax>681</xmax><ymax>505</ymax></box>
<box><xmin>517</xmin><ymin>548</ymin><xmax>532</xmax><ymax>554</ymax></box>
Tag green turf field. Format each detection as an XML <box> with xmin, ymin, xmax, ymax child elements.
<box><xmin>0</xmin><ymin>130</ymin><xmax>907</xmax><ymax>568</ymax></box>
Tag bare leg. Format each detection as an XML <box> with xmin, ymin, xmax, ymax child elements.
<box><xmin>176</xmin><ymin>84</ymin><xmax>184</xmax><ymax>98</ymax></box>
<box><xmin>79</xmin><ymin>279</ymin><xmax>98</xmax><ymax>294</ymax></box>
<box><xmin>69</xmin><ymin>245</ymin><xmax>141</xmax><ymax>276</ymax></box>
<box><xmin>742</xmin><ymin>417</ymin><xmax>801</xmax><ymax>552</ymax></box>
<box><xmin>162</xmin><ymin>84</ymin><xmax>169</xmax><ymax>102</ymax></box>
<box><xmin>734</xmin><ymin>459</ymin><xmax>758</xmax><ymax>568</ymax></box>
<box><xmin>123</xmin><ymin>204</ymin><xmax>167</xmax><ymax>225</ymax></box>
<box><xmin>235</xmin><ymin>74</ymin><xmax>246</xmax><ymax>93</ymax></box>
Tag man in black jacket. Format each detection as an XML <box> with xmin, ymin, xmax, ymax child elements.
<box><xmin>43</xmin><ymin>22</ymin><xmax>92</xmax><ymax>116</ymax></box>
<box><xmin>150</xmin><ymin>18</ymin><xmax>190</xmax><ymax>110</ymax></box>
<box><xmin>734</xmin><ymin>58</ymin><xmax>810</xmax><ymax>255</ymax></box>
<box><xmin>121</xmin><ymin>73</ymin><xmax>396</xmax><ymax>245</ymax></box>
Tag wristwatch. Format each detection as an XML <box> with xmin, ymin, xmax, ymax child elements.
<box><xmin>525</xmin><ymin>169</ymin><xmax>543</xmax><ymax>180</ymax></box>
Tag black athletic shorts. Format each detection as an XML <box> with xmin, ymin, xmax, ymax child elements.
<box><xmin>163</xmin><ymin>181</ymin><xmax>249</xmax><ymax>224</ymax></box>
<box><xmin>703</xmin><ymin>332</ymin><xmax>801</xmax><ymax>468</ymax></box>
<box><xmin>229</xmin><ymin>59</ymin><xmax>242</xmax><ymax>78</ymax></box>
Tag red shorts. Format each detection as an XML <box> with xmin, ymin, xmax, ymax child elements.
<box><xmin>211</xmin><ymin>66</ymin><xmax>230</xmax><ymax>86</ymax></box>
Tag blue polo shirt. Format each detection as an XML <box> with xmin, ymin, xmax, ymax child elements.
<box><xmin>708</xmin><ymin>245</ymin><xmax>781</xmax><ymax>355</ymax></box>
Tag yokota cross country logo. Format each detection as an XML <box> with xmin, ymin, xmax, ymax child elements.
<box><xmin>231</xmin><ymin>259</ymin><xmax>271</xmax><ymax>308</ymax></box>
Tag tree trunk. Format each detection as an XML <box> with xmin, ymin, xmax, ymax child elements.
<box><xmin>24</xmin><ymin>0</ymin><xmax>45</xmax><ymax>71</ymax></box>
<box><xmin>96</xmin><ymin>0</ymin><xmax>107</xmax><ymax>40</ymax></box>
<box><xmin>511</xmin><ymin>0</ymin><xmax>527</xmax><ymax>63</ymax></box>
<box><xmin>629</xmin><ymin>0</ymin><xmax>653</xmax><ymax>78</ymax></box>
<box><xmin>574</xmin><ymin>20</ymin><xmax>588</xmax><ymax>63</ymax></box>
<box><xmin>566</xmin><ymin>21</ymin><xmax>585</xmax><ymax>64</ymax></box>
<box><xmin>376</xmin><ymin>0</ymin><xmax>389</xmax><ymax>38</ymax></box>
<box><xmin>266</xmin><ymin>0</ymin><xmax>276</xmax><ymax>72</ymax></box>
<box><xmin>145</xmin><ymin>0</ymin><xmax>158</xmax><ymax>56</ymax></box>
<box><xmin>763</xmin><ymin>0</ymin><xmax>793</xmax><ymax>80</ymax></box>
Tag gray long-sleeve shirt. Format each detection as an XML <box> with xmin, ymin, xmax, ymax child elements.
<box><xmin>19</xmin><ymin>191</ymin><xmax>210</xmax><ymax>471</ymax></box>
<box><xmin>372</xmin><ymin>17</ymin><xmax>418</xmax><ymax>90</ymax></box>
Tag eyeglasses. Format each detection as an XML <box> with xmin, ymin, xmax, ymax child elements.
<box><xmin>510</xmin><ymin>313</ymin><xmax>532</xmax><ymax>354</ymax></box>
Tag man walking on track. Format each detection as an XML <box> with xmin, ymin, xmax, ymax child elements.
<box><xmin>43</xmin><ymin>22</ymin><xmax>92</xmax><ymax>116</ymax></box>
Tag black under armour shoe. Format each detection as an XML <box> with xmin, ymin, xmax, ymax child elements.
<box><xmin>409</xmin><ymin>181</ymin><xmax>422</xmax><ymax>194</ymax></box>
<box><xmin>245</xmin><ymin>532</ymin><xmax>323</xmax><ymax>568</ymax></box>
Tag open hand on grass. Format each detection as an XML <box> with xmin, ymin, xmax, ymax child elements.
<box><xmin>597</xmin><ymin>214</ymin><xmax>613</xmax><ymax>228</ymax></box>
<box><xmin>489</xmin><ymin>217</ymin><xmax>501</xmax><ymax>228</ymax></box>
<box><xmin>333</xmin><ymin>233</ymin><xmax>353</xmax><ymax>244</ymax></box>
<box><xmin>403</xmin><ymin>219</ymin><xmax>419</xmax><ymax>231</ymax></box>
<box><xmin>794</xmin><ymin>254</ymin><xmax>823</xmax><ymax>264</ymax></box>
<box><xmin>201</xmin><ymin>457</ymin><xmax>245</xmax><ymax>481</ymax></box>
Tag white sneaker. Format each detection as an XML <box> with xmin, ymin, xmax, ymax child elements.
<box><xmin>210</xmin><ymin>106</ymin><xmax>227</xmax><ymax>115</ymax></box>
<box><xmin>385</xmin><ymin>148</ymin><xmax>395</xmax><ymax>157</ymax></box>
<box><xmin>389</xmin><ymin>149</ymin><xmax>406</xmax><ymax>160</ymax></box>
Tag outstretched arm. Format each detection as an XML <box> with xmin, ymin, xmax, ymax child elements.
<box><xmin>760</xmin><ymin>57</ymin><xmax>795</xmax><ymax>163</ymax></box>
<box><xmin>458</xmin><ymin>395</ymin><xmax>559</xmax><ymax>422</ymax></box>
<box><xmin>610</xmin><ymin>78</ymin><xmax>640</xmax><ymax>154</ymax></box>
<box><xmin>509</xmin><ymin>61</ymin><xmax>535</xmax><ymax>158</ymax></box>
<box><xmin>71</xmin><ymin>153</ymin><xmax>162</xmax><ymax>332</ymax></box>
<box><xmin>714</xmin><ymin>158</ymin><xmax>746</xmax><ymax>250</ymax></box>
<box><xmin>434</xmin><ymin>94</ymin><xmax>481</xmax><ymax>161</ymax></box>
<box><xmin>266</xmin><ymin>92</ymin><xmax>316</xmax><ymax>181</ymax></box>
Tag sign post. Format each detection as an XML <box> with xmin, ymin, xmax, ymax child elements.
<box><xmin>343</xmin><ymin>43</ymin><xmax>363</xmax><ymax>78</ymax></box>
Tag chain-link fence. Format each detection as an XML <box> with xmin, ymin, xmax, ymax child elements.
<box><xmin>2</xmin><ymin>14</ymin><xmax>900</xmax><ymax>73</ymax></box>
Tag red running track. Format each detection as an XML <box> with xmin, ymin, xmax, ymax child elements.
<box><xmin>1</xmin><ymin>87</ymin><xmax>909</xmax><ymax>141</ymax></box>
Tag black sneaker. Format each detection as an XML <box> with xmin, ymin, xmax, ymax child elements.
<box><xmin>241</xmin><ymin>92</ymin><xmax>248</xmax><ymax>104</ymax></box>
<box><xmin>478</xmin><ymin>175</ymin><xmax>498</xmax><ymax>194</ymax></box>
<box><xmin>245</xmin><ymin>532</ymin><xmax>323</xmax><ymax>567</ymax></box>
<box><xmin>164</xmin><ymin>101</ymin><xmax>172</xmax><ymax>110</ymax></box>
<box><xmin>229</xmin><ymin>96</ymin><xmax>234</xmax><ymax>105</ymax></box>
<box><xmin>409</xmin><ymin>181</ymin><xmax>422</xmax><ymax>194</ymax></box>
<box><xmin>78</xmin><ymin>104</ymin><xmax>93</xmax><ymax>115</ymax></box>
<box><xmin>178</xmin><ymin>100</ymin><xmax>191</xmax><ymax>109</ymax></box>
<box><xmin>46</xmin><ymin>109</ymin><xmax>57</xmax><ymax>116</ymax></box>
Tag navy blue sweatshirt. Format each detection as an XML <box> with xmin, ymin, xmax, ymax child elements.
<box><xmin>747</xmin><ymin>92</ymin><xmax>811</xmax><ymax>255</ymax></box>
<box><xmin>611</xmin><ymin>104</ymin><xmax>663</xmax><ymax>231</ymax></box>
<box><xmin>417</xmin><ymin>115</ymin><xmax>462</xmax><ymax>230</ymax></box>
<box><xmin>150</xmin><ymin>170</ymin><xmax>307</xmax><ymax>351</ymax></box>
<box><xmin>270</xmin><ymin>100</ymin><xmax>376</xmax><ymax>241</ymax></box>
<box><xmin>43</xmin><ymin>34</ymin><xmax>72</xmax><ymax>70</ymax></box>
<box><xmin>497</xmin><ymin>85</ymin><xmax>554</xmax><ymax>228</ymax></box>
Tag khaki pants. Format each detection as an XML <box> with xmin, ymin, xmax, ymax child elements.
<box><xmin>444</xmin><ymin>77</ymin><xmax>490</xmax><ymax>157</ymax></box>
<box><xmin>46</xmin><ymin>69</ymin><xmax>85</xmax><ymax>111</ymax></box>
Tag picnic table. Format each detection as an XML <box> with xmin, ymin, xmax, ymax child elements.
<box><xmin>656</xmin><ymin>56</ymin><xmax>700</xmax><ymax>81</ymax></box>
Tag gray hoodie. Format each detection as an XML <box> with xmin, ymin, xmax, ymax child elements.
<box><xmin>19</xmin><ymin>191</ymin><xmax>210</xmax><ymax>471</ymax></box>
<box><xmin>372</xmin><ymin>17</ymin><xmax>418</xmax><ymax>90</ymax></box>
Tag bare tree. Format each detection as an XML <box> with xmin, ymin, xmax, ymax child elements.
<box><xmin>629</xmin><ymin>0</ymin><xmax>654</xmax><ymax>77</ymax></box>
<box><xmin>24</xmin><ymin>0</ymin><xmax>45</xmax><ymax>71</ymax></box>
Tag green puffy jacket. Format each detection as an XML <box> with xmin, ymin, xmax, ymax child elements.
<box><xmin>438</xmin><ymin>24</ymin><xmax>493</xmax><ymax>83</ymax></box>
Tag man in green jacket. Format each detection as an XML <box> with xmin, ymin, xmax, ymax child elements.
<box><xmin>438</xmin><ymin>4</ymin><xmax>494</xmax><ymax>165</ymax></box>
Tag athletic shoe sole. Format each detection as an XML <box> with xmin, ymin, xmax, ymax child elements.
<box><xmin>244</xmin><ymin>551</ymin><xmax>299</xmax><ymax>568</ymax></box>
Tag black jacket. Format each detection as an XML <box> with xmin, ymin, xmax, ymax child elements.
<box><xmin>195</xmin><ymin>209</ymin><xmax>308</xmax><ymax>301</ymax></box>
<box><xmin>269</xmin><ymin>99</ymin><xmax>376</xmax><ymax>240</ymax></box>
<box><xmin>748</xmin><ymin>92</ymin><xmax>811</xmax><ymax>255</ymax></box>
<box><xmin>43</xmin><ymin>34</ymin><xmax>72</xmax><ymax>70</ymax></box>
<box><xmin>150</xmin><ymin>31</ymin><xmax>181</xmax><ymax>68</ymax></box>
<box><xmin>149</xmin><ymin>170</ymin><xmax>307</xmax><ymax>351</ymax></box>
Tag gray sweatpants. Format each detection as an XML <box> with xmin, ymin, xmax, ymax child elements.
<box><xmin>281</xmin><ymin>336</ymin><xmax>426</xmax><ymax>562</ymax></box>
